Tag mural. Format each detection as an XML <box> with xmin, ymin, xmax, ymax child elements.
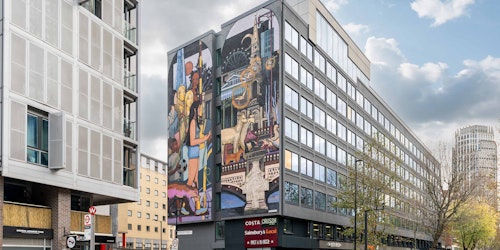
<box><xmin>167</xmin><ymin>40</ymin><xmax>213</xmax><ymax>223</ymax></box>
<box><xmin>220</xmin><ymin>8</ymin><xmax>280</xmax><ymax>217</ymax></box>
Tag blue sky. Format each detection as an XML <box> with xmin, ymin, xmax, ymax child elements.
<box><xmin>139</xmin><ymin>0</ymin><xmax>500</xmax><ymax>161</ymax></box>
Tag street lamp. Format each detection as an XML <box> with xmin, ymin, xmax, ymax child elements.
<box><xmin>354</xmin><ymin>159</ymin><xmax>362</xmax><ymax>249</ymax></box>
<box><xmin>364</xmin><ymin>204</ymin><xmax>385</xmax><ymax>250</ymax></box>
<box><xmin>154</xmin><ymin>217</ymin><xmax>163</xmax><ymax>250</ymax></box>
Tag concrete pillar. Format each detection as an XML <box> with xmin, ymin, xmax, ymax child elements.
<box><xmin>46</xmin><ymin>187</ymin><xmax>71</xmax><ymax>250</ymax></box>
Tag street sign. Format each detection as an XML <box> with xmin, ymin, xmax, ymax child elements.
<box><xmin>171</xmin><ymin>238</ymin><xmax>179</xmax><ymax>250</ymax></box>
<box><xmin>67</xmin><ymin>236</ymin><xmax>76</xmax><ymax>248</ymax></box>
<box><xmin>89</xmin><ymin>206</ymin><xmax>97</xmax><ymax>215</ymax></box>
<box><xmin>84</xmin><ymin>214</ymin><xmax>92</xmax><ymax>226</ymax></box>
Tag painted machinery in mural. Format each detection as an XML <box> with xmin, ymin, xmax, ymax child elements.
<box><xmin>220</xmin><ymin>9</ymin><xmax>281</xmax><ymax>217</ymax></box>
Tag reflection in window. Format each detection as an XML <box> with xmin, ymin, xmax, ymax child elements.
<box><xmin>27</xmin><ymin>109</ymin><xmax>49</xmax><ymax>166</ymax></box>
<box><xmin>284</xmin><ymin>182</ymin><xmax>299</xmax><ymax>205</ymax></box>
<box><xmin>300</xmin><ymin>187</ymin><xmax>313</xmax><ymax>208</ymax></box>
<box><xmin>326</xmin><ymin>168</ymin><xmax>337</xmax><ymax>187</ymax></box>
<box><xmin>315</xmin><ymin>191</ymin><xmax>326</xmax><ymax>211</ymax></box>
<box><xmin>327</xmin><ymin>195</ymin><xmax>337</xmax><ymax>213</ymax></box>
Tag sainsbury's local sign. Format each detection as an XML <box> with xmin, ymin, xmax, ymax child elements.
<box><xmin>244</xmin><ymin>217</ymin><xmax>278</xmax><ymax>248</ymax></box>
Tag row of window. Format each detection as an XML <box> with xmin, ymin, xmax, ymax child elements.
<box><xmin>285</xmin><ymin>22</ymin><xmax>438</xmax><ymax>179</ymax></box>
<box><xmin>142</xmin><ymin>174</ymin><xmax>167</xmax><ymax>186</ymax></box>
<box><xmin>284</xmin><ymin>53</ymin><xmax>435</xmax><ymax>190</ymax></box>
<box><xmin>127</xmin><ymin>210</ymin><xmax>166</xmax><ymax>220</ymax></box>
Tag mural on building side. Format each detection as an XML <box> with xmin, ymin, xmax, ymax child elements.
<box><xmin>220</xmin><ymin>8</ymin><xmax>280</xmax><ymax>218</ymax></box>
<box><xmin>167</xmin><ymin>40</ymin><xmax>213</xmax><ymax>223</ymax></box>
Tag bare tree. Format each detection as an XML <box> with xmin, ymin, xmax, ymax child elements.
<box><xmin>421</xmin><ymin>142</ymin><xmax>478</xmax><ymax>249</ymax></box>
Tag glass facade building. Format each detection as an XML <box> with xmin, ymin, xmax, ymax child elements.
<box><xmin>167</xmin><ymin>0</ymin><xmax>441</xmax><ymax>249</ymax></box>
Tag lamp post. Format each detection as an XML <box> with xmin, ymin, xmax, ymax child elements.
<box><xmin>364</xmin><ymin>205</ymin><xmax>384</xmax><ymax>250</ymax></box>
<box><xmin>354</xmin><ymin>159</ymin><xmax>362</xmax><ymax>249</ymax></box>
<box><xmin>155</xmin><ymin>218</ymin><xmax>163</xmax><ymax>250</ymax></box>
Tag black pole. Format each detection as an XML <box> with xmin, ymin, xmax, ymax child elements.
<box><xmin>364</xmin><ymin>210</ymin><xmax>368</xmax><ymax>250</ymax></box>
<box><xmin>354</xmin><ymin>160</ymin><xmax>362</xmax><ymax>249</ymax></box>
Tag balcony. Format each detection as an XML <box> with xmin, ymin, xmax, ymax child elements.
<box><xmin>123</xmin><ymin>120</ymin><xmax>136</xmax><ymax>141</ymax></box>
<box><xmin>124</xmin><ymin>69</ymin><xmax>137</xmax><ymax>93</ymax></box>
<box><xmin>124</xmin><ymin>21</ymin><xmax>137</xmax><ymax>44</ymax></box>
<box><xmin>3</xmin><ymin>202</ymin><xmax>52</xmax><ymax>228</ymax></box>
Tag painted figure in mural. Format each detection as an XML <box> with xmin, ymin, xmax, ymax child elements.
<box><xmin>241</xmin><ymin>160</ymin><xmax>269</xmax><ymax>211</ymax></box>
<box><xmin>185</xmin><ymin>100</ymin><xmax>211</xmax><ymax>215</ymax></box>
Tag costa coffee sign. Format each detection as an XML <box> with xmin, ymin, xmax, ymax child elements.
<box><xmin>244</xmin><ymin>217</ymin><xmax>278</xmax><ymax>248</ymax></box>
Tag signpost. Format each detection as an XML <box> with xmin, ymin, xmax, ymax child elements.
<box><xmin>87</xmin><ymin>206</ymin><xmax>96</xmax><ymax>248</ymax></box>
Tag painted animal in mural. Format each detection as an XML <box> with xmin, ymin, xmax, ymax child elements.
<box><xmin>261</xmin><ymin>124</ymin><xmax>279</xmax><ymax>151</ymax></box>
<box><xmin>224</xmin><ymin>148</ymin><xmax>244</xmax><ymax>165</ymax></box>
<box><xmin>221</xmin><ymin>111</ymin><xmax>254</xmax><ymax>162</ymax></box>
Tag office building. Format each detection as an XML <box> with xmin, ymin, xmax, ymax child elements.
<box><xmin>166</xmin><ymin>0</ymin><xmax>440</xmax><ymax>249</ymax></box>
<box><xmin>452</xmin><ymin>125</ymin><xmax>498</xmax><ymax>208</ymax></box>
<box><xmin>117</xmin><ymin>154</ymin><xmax>175</xmax><ymax>249</ymax></box>
<box><xmin>0</xmin><ymin>0</ymin><xmax>140</xmax><ymax>249</ymax></box>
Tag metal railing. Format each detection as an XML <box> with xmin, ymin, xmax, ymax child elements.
<box><xmin>124</xmin><ymin>21</ymin><xmax>137</xmax><ymax>44</ymax></box>
<box><xmin>124</xmin><ymin>69</ymin><xmax>137</xmax><ymax>93</ymax></box>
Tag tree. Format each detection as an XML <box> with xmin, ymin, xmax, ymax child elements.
<box><xmin>452</xmin><ymin>200</ymin><xmax>497</xmax><ymax>250</ymax></box>
<box><xmin>336</xmin><ymin>133</ymin><xmax>400</xmax><ymax>247</ymax></box>
<box><xmin>421</xmin><ymin>142</ymin><xmax>478</xmax><ymax>249</ymax></box>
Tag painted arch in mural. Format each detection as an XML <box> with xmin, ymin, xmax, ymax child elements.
<box><xmin>167</xmin><ymin>40</ymin><xmax>213</xmax><ymax>223</ymax></box>
<box><xmin>220</xmin><ymin>7</ymin><xmax>281</xmax><ymax>218</ymax></box>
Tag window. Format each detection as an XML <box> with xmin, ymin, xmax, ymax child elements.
<box><xmin>146</xmin><ymin>213</ymin><xmax>150</xmax><ymax>219</ymax></box>
<box><xmin>285</xmin><ymin>53</ymin><xmax>299</xmax><ymax>80</ymax></box>
<box><xmin>27</xmin><ymin>108</ymin><xmax>49</xmax><ymax>166</ymax></box>
<box><xmin>128</xmin><ymin>223</ymin><xmax>132</xmax><ymax>230</ymax></box>
<box><xmin>146</xmin><ymin>200</ymin><xmax>150</xmax><ymax>207</ymax></box>
<box><xmin>146</xmin><ymin>175</ymin><xmax>150</xmax><ymax>181</ymax></box>
<box><xmin>300</xmin><ymin>187</ymin><xmax>313</xmax><ymax>208</ymax></box>
<box><xmin>300</xmin><ymin>127</ymin><xmax>313</xmax><ymax>148</ymax></box>
<box><xmin>127</xmin><ymin>210</ymin><xmax>132</xmax><ymax>216</ymax></box>
<box><xmin>300</xmin><ymin>157</ymin><xmax>313</xmax><ymax>177</ymax></box>
<box><xmin>314</xmin><ymin>163</ymin><xmax>325</xmax><ymax>182</ymax></box>
<box><xmin>314</xmin><ymin>78</ymin><xmax>326</xmax><ymax>100</ymax></box>
<box><xmin>326</xmin><ymin>168</ymin><xmax>337</xmax><ymax>187</ymax></box>
<box><xmin>285</xmin><ymin>22</ymin><xmax>299</xmax><ymax>49</ymax></box>
<box><xmin>137</xmin><ymin>212</ymin><xmax>141</xmax><ymax>218</ymax></box>
<box><xmin>300</xmin><ymin>97</ymin><xmax>313</xmax><ymax>119</ymax></box>
<box><xmin>285</xmin><ymin>150</ymin><xmax>299</xmax><ymax>172</ymax></box>
<box><xmin>80</xmin><ymin>0</ymin><xmax>102</xmax><ymax>18</ymax></box>
<box><xmin>137</xmin><ymin>225</ymin><xmax>141</xmax><ymax>231</ymax></box>
<box><xmin>300</xmin><ymin>66</ymin><xmax>313</xmax><ymax>90</ymax></box>
<box><xmin>315</xmin><ymin>192</ymin><xmax>326</xmax><ymax>211</ymax></box>
<box><xmin>314</xmin><ymin>135</ymin><xmax>325</xmax><ymax>155</ymax></box>
<box><xmin>284</xmin><ymin>85</ymin><xmax>299</xmax><ymax>110</ymax></box>
<box><xmin>285</xmin><ymin>118</ymin><xmax>299</xmax><ymax>141</ymax></box>
<box><xmin>146</xmin><ymin>188</ymin><xmax>150</xmax><ymax>194</ymax></box>
<box><xmin>216</xmin><ymin>221</ymin><xmax>225</xmax><ymax>240</ymax></box>
<box><xmin>284</xmin><ymin>182</ymin><xmax>299</xmax><ymax>205</ymax></box>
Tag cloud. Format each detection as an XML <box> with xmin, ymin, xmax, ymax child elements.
<box><xmin>140</xmin><ymin>75</ymin><xmax>168</xmax><ymax>161</ymax></box>
<box><xmin>343</xmin><ymin>23</ymin><xmax>369</xmax><ymax>36</ymax></box>
<box><xmin>410</xmin><ymin>0</ymin><xmax>475</xmax><ymax>27</ymax></box>
<box><xmin>365</xmin><ymin>37</ymin><xmax>405</xmax><ymax>67</ymax></box>
<box><xmin>365</xmin><ymin>37</ymin><xmax>500</xmax><ymax>146</ymax></box>
<box><xmin>321</xmin><ymin>0</ymin><xmax>350</xmax><ymax>13</ymax></box>
<box><xmin>398</xmin><ymin>62</ymin><xmax>448</xmax><ymax>82</ymax></box>
<box><xmin>140</xmin><ymin>0</ymin><xmax>268</xmax><ymax>79</ymax></box>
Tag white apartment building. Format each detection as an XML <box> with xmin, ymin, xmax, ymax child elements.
<box><xmin>0</xmin><ymin>0</ymin><xmax>140</xmax><ymax>249</ymax></box>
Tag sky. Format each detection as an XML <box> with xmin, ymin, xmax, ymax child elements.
<box><xmin>139</xmin><ymin>0</ymin><xmax>500</xmax><ymax>162</ymax></box>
